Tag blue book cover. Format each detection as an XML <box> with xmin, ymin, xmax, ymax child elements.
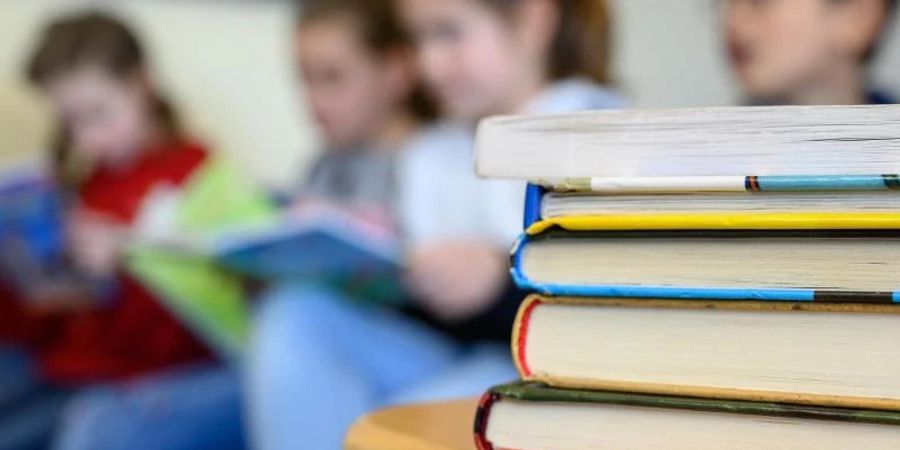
<box><xmin>0</xmin><ymin>170</ymin><xmax>65</xmax><ymax>267</ymax></box>
<box><xmin>0</xmin><ymin>167</ymin><xmax>116</xmax><ymax>304</ymax></box>
<box><xmin>510</xmin><ymin>228</ymin><xmax>900</xmax><ymax>303</ymax></box>
<box><xmin>212</xmin><ymin>214</ymin><xmax>405</xmax><ymax>304</ymax></box>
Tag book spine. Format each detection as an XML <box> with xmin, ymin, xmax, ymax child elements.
<box><xmin>526</xmin><ymin>213</ymin><xmax>900</xmax><ymax>234</ymax></box>
<box><xmin>509</xmin><ymin>233</ymin><xmax>539</xmax><ymax>293</ymax></box>
<box><xmin>755</xmin><ymin>174</ymin><xmax>900</xmax><ymax>191</ymax></box>
<box><xmin>511</xmin><ymin>296</ymin><xmax>542</xmax><ymax>379</ymax></box>
<box><xmin>540</xmin><ymin>174</ymin><xmax>900</xmax><ymax>193</ymax></box>
<box><xmin>523</xmin><ymin>282</ymin><xmax>900</xmax><ymax>303</ymax></box>
<box><xmin>490</xmin><ymin>382</ymin><xmax>900</xmax><ymax>424</ymax></box>
<box><xmin>522</xmin><ymin>183</ymin><xmax>546</xmax><ymax>230</ymax></box>
<box><xmin>473</xmin><ymin>391</ymin><xmax>499</xmax><ymax>450</ymax></box>
<box><xmin>511</xmin><ymin>232</ymin><xmax>900</xmax><ymax>302</ymax></box>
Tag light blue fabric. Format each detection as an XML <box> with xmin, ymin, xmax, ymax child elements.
<box><xmin>52</xmin><ymin>364</ymin><xmax>245</xmax><ymax>450</ymax></box>
<box><xmin>398</xmin><ymin>78</ymin><xmax>625</xmax><ymax>247</ymax></box>
<box><xmin>247</xmin><ymin>284</ymin><xmax>516</xmax><ymax>450</ymax></box>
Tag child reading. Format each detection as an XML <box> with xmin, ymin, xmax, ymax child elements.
<box><xmin>247</xmin><ymin>1</ymin><xmax>625</xmax><ymax>449</ymax></box>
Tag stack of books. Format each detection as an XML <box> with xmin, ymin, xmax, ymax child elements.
<box><xmin>472</xmin><ymin>104</ymin><xmax>900</xmax><ymax>449</ymax></box>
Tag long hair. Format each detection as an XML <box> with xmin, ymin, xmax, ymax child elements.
<box><xmin>26</xmin><ymin>12</ymin><xmax>179</xmax><ymax>189</ymax></box>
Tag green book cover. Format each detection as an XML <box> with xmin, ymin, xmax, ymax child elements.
<box><xmin>126</xmin><ymin>157</ymin><xmax>277</xmax><ymax>359</ymax></box>
<box><xmin>480</xmin><ymin>382</ymin><xmax>900</xmax><ymax>427</ymax></box>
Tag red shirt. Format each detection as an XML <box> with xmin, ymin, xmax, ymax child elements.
<box><xmin>18</xmin><ymin>140</ymin><xmax>213</xmax><ymax>383</ymax></box>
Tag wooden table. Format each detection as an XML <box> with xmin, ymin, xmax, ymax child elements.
<box><xmin>344</xmin><ymin>398</ymin><xmax>479</xmax><ymax>450</ymax></box>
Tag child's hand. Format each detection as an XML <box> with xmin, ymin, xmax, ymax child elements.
<box><xmin>67</xmin><ymin>208</ymin><xmax>129</xmax><ymax>278</ymax></box>
<box><xmin>406</xmin><ymin>241</ymin><xmax>509</xmax><ymax>323</ymax></box>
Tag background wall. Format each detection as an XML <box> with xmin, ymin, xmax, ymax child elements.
<box><xmin>0</xmin><ymin>0</ymin><xmax>316</xmax><ymax>189</ymax></box>
<box><xmin>611</xmin><ymin>0</ymin><xmax>900</xmax><ymax>107</ymax></box>
<box><xmin>1</xmin><ymin>0</ymin><xmax>898</xmax><ymax>187</ymax></box>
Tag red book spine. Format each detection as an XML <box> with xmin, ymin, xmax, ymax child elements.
<box><xmin>474</xmin><ymin>391</ymin><xmax>499</xmax><ymax>450</ymax></box>
<box><xmin>513</xmin><ymin>296</ymin><xmax>542</xmax><ymax>378</ymax></box>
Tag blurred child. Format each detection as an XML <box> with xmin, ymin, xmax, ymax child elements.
<box><xmin>723</xmin><ymin>0</ymin><xmax>897</xmax><ymax>105</ymax></box>
<box><xmin>0</xmin><ymin>12</ymin><xmax>244</xmax><ymax>450</ymax></box>
<box><xmin>248</xmin><ymin>0</ymin><xmax>624</xmax><ymax>448</ymax></box>
<box><xmin>291</xmin><ymin>0</ymin><xmax>434</xmax><ymax>222</ymax></box>
<box><xmin>247</xmin><ymin>0</ymin><xmax>436</xmax><ymax>445</ymax></box>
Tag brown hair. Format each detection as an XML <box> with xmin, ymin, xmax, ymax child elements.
<box><xmin>297</xmin><ymin>0</ymin><xmax>436</xmax><ymax>120</ymax></box>
<box><xmin>479</xmin><ymin>0</ymin><xmax>613</xmax><ymax>84</ymax></box>
<box><xmin>26</xmin><ymin>12</ymin><xmax>179</xmax><ymax>188</ymax></box>
<box><xmin>865</xmin><ymin>0</ymin><xmax>898</xmax><ymax>63</ymax></box>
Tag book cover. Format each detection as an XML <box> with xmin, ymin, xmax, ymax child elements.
<box><xmin>209</xmin><ymin>213</ymin><xmax>405</xmax><ymax>304</ymax></box>
<box><xmin>126</xmin><ymin>158</ymin><xmax>274</xmax><ymax>358</ymax></box>
<box><xmin>127</xmin><ymin>158</ymin><xmax>408</xmax><ymax>357</ymax></box>
<box><xmin>510</xmin><ymin>295</ymin><xmax>900</xmax><ymax>411</ymax></box>
<box><xmin>536</xmin><ymin>174</ymin><xmax>900</xmax><ymax>194</ymax></box>
<box><xmin>0</xmin><ymin>163</ymin><xmax>85</xmax><ymax>301</ymax></box>
<box><xmin>0</xmin><ymin>163</ymin><xmax>132</xmax><ymax>306</ymax></box>
<box><xmin>511</xmin><ymin>227</ymin><xmax>900</xmax><ymax>302</ymax></box>
<box><xmin>522</xmin><ymin>182</ymin><xmax>900</xmax><ymax>233</ymax></box>
<box><xmin>474</xmin><ymin>381</ymin><xmax>900</xmax><ymax>450</ymax></box>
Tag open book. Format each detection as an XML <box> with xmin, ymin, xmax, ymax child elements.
<box><xmin>127</xmin><ymin>159</ymin><xmax>405</xmax><ymax>358</ymax></box>
<box><xmin>140</xmin><ymin>207</ymin><xmax>405</xmax><ymax>303</ymax></box>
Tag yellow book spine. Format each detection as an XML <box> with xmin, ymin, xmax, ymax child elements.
<box><xmin>526</xmin><ymin>212</ymin><xmax>900</xmax><ymax>235</ymax></box>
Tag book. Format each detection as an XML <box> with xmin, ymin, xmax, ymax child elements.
<box><xmin>137</xmin><ymin>208</ymin><xmax>405</xmax><ymax>304</ymax></box>
<box><xmin>512</xmin><ymin>227</ymin><xmax>900</xmax><ymax>301</ymax></box>
<box><xmin>0</xmin><ymin>161</ymin><xmax>64</xmax><ymax>272</ymax></box>
<box><xmin>523</xmin><ymin>183</ymin><xmax>900</xmax><ymax>233</ymax></box>
<box><xmin>0</xmin><ymin>159</ymin><xmax>112</xmax><ymax>304</ymax></box>
<box><xmin>511</xmin><ymin>295</ymin><xmax>900</xmax><ymax>410</ymax></box>
<box><xmin>536</xmin><ymin>174</ymin><xmax>900</xmax><ymax>194</ymax></box>
<box><xmin>127</xmin><ymin>158</ymin><xmax>276</xmax><ymax>358</ymax></box>
<box><xmin>475</xmin><ymin>382</ymin><xmax>900</xmax><ymax>450</ymax></box>
<box><xmin>475</xmin><ymin>104</ymin><xmax>900</xmax><ymax>180</ymax></box>
<box><xmin>127</xmin><ymin>159</ymin><xmax>406</xmax><ymax>357</ymax></box>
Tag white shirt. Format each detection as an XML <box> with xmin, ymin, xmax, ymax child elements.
<box><xmin>399</xmin><ymin>78</ymin><xmax>625</xmax><ymax>248</ymax></box>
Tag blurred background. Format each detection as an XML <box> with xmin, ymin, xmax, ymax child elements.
<box><xmin>3</xmin><ymin>0</ymin><xmax>897</xmax><ymax>189</ymax></box>
<box><xmin>2</xmin><ymin>1</ymin><xmax>900</xmax><ymax>449</ymax></box>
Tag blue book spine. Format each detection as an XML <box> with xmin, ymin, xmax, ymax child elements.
<box><xmin>522</xmin><ymin>184</ymin><xmax>545</xmax><ymax>230</ymax></box>
<box><xmin>509</xmin><ymin>233</ymin><xmax>900</xmax><ymax>303</ymax></box>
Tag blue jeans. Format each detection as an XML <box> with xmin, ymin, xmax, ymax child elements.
<box><xmin>247</xmin><ymin>284</ymin><xmax>516</xmax><ymax>450</ymax></box>
<box><xmin>0</xmin><ymin>348</ymin><xmax>69</xmax><ymax>450</ymax></box>
<box><xmin>53</xmin><ymin>364</ymin><xmax>246</xmax><ymax>450</ymax></box>
<box><xmin>0</xmin><ymin>347</ymin><xmax>245</xmax><ymax>450</ymax></box>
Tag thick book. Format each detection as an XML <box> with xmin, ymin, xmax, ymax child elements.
<box><xmin>475</xmin><ymin>382</ymin><xmax>900</xmax><ymax>450</ymax></box>
<box><xmin>511</xmin><ymin>295</ymin><xmax>900</xmax><ymax>411</ymax></box>
<box><xmin>512</xmin><ymin>227</ymin><xmax>900</xmax><ymax>302</ymax></box>
<box><xmin>522</xmin><ymin>183</ymin><xmax>900</xmax><ymax>232</ymax></box>
<box><xmin>475</xmin><ymin>104</ymin><xmax>900</xmax><ymax>180</ymax></box>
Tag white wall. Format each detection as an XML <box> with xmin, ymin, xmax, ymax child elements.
<box><xmin>0</xmin><ymin>0</ymin><xmax>317</xmax><ymax>189</ymax></box>
<box><xmin>1</xmin><ymin>0</ymin><xmax>899</xmax><ymax>184</ymax></box>
<box><xmin>610</xmin><ymin>0</ymin><xmax>900</xmax><ymax>107</ymax></box>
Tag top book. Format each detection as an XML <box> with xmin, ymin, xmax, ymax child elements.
<box><xmin>475</xmin><ymin>104</ymin><xmax>900</xmax><ymax>181</ymax></box>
